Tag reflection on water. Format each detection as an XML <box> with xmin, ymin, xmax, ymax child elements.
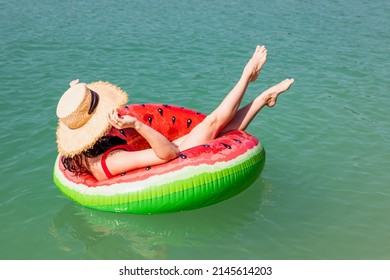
<box><xmin>49</xmin><ymin>178</ymin><xmax>268</xmax><ymax>259</ymax></box>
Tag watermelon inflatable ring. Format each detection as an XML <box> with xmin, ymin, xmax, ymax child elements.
<box><xmin>53</xmin><ymin>104</ymin><xmax>265</xmax><ymax>214</ymax></box>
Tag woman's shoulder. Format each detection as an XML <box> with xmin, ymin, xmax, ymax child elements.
<box><xmin>85</xmin><ymin>146</ymin><xmax>132</xmax><ymax>181</ymax></box>
<box><xmin>85</xmin><ymin>154</ymin><xmax>106</xmax><ymax>181</ymax></box>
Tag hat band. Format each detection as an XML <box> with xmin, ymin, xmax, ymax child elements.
<box><xmin>60</xmin><ymin>89</ymin><xmax>100</xmax><ymax>129</ymax></box>
<box><xmin>88</xmin><ymin>90</ymin><xmax>99</xmax><ymax>114</ymax></box>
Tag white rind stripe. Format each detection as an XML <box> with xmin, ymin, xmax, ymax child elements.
<box><xmin>55</xmin><ymin>145</ymin><xmax>261</xmax><ymax>197</ymax></box>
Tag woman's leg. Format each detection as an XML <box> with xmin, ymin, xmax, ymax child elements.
<box><xmin>177</xmin><ymin>46</ymin><xmax>267</xmax><ymax>151</ymax></box>
<box><xmin>209</xmin><ymin>45</ymin><xmax>267</xmax><ymax>125</ymax></box>
<box><xmin>218</xmin><ymin>78</ymin><xmax>295</xmax><ymax>134</ymax></box>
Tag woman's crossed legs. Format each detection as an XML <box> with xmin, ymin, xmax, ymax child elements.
<box><xmin>176</xmin><ymin>46</ymin><xmax>294</xmax><ymax>151</ymax></box>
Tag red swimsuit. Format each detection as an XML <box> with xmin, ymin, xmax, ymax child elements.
<box><xmin>100</xmin><ymin>144</ymin><xmax>133</xmax><ymax>179</ymax></box>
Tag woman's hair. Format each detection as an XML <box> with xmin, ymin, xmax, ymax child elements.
<box><xmin>61</xmin><ymin>136</ymin><xmax>126</xmax><ymax>176</ymax></box>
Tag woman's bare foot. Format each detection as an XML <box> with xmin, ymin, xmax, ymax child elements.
<box><xmin>243</xmin><ymin>45</ymin><xmax>268</xmax><ymax>82</ymax></box>
<box><xmin>258</xmin><ymin>79</ymin><xmax>294</xmax><ymax>107</ymax></box>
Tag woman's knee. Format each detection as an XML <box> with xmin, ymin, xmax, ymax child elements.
<box><xmin>203</xmin><ymin>114</ymin><xmax>219</xmax><ymax>130</ymax></box>
<box><xmin>178</xmin><ymin>114</ymin><xmax>220</xmax><ymax>151</ymax></box>
<box><xmin>202</xmin><ymin>113</ymin><xmax>227</xmax><ymax>138</ymax></box>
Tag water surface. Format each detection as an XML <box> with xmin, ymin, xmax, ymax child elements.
<box><xmin>1</xmin><ymin>0</ymin><xmax>389</xmax><ymax>259</ymax></box>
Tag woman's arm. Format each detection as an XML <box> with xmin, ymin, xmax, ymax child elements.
<box><xmin>89</xmin><ymin>110</ymin><xmax>180</xmax><ymax>180</ymax></box>
<box><xmin>108</xmin><ymin>109</ymin><xmax>180</xmax><ymax>160</ymax></box>
<box><xmin>87</xmin><ymin>110</ymin><xmax>180</xmax><ymax>180</ymax></box>
<box><xmin>97</xmin><ymin>147</ymin><xmax>175</xmax><ymax>180</ymax></box>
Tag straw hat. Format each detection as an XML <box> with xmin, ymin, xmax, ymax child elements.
<box><xmin>56</xmin><ymin>81</ymin><xmax>128</xmax><ymax>157</ymax></box>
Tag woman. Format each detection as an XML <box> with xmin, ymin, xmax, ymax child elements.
<box><xmin>56</xmin><ymin>46</ymin><xmax>294</xmax><ymax>181</ymax></box>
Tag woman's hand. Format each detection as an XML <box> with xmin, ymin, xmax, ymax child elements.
<box><xmin>108</xmin><ymin>109</ymin><xmax>179</xmax><ymax>160</ymax></box>
<box><xmin>107</xmin><ymin>109</ymin><xmax>139</xmax><ymax>129</ymax></box>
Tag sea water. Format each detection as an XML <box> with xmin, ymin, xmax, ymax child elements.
<box><xmin>0</xmin><ymin>0</ymin><xmax>389</xmax><ymax>259</ymax></box>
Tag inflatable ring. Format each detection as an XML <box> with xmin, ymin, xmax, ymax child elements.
<box><xmin>53</xmin><ymin>104</ymin><xmax>265</xmax><ymax>214</ymax></box>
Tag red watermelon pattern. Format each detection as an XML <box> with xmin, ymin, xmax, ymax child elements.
<box><xmin>54</xmin><ymin>104</ymin><xmax>265</xmax><ymax>214</ymax></box>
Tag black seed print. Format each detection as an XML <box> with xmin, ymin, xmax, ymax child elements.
<box><xmin>179</xmin><ymin>153</ymin><xmax>187</xmax><ymax>159</ymax></box>
<box><xmin>222</xmin><ymin>143</ymin><xmax>231</xmax><ymax>149</ymax></box>
<box><xmin>202</xmin><ymin>144</ymin><xmax>210</xmax><ymax>148</ymax></box>
<box><xmin>171</xmin><ymin>116</ymin><xmax>176</xmax><ymax>124</ymax></box>
<box><xmin>121</xmin><ymin>172</ymin><xmax>126</xmax><ymax>176</ymax></box>
<box><xmin>146</xmin><ymin>166</ymin><xmax>151</xmax><ymax>171</ymax></box>
<box><xmin>233</xmin><ymin>138</ymin><xmax>242</xmax><ymax>143</ymax></box>
<box><xmin>187</xmin><ymin>119</ymin><xmax>192</xmax><ymax>128</ymax></box>
<box><xmin>148</xmin><ymin>116</ymin><xmax>152</xmax><ymax>125</ymax></box>
<box><xmin>141</xmin><ymin>104</ymin><xmax>145</xmax><ymax>107</ymax></box>
<box><xmin>124</xmin><ymin>105</ymin><xmax>129</xmax><ymax>109</ymax></box>
<box><xmin>163</xmin><ymin>104</ymin><xmax>169</xmax><ymax>108</ymax></box>
<box><xmin>158</xmin><ymin>108</ymin><xmax>163</xmax><ymax>116</ymax></box>
<box><xmin>119</xmin><ymin>129</ymin><xmax>126</xmax><ymax>137</ymax></box>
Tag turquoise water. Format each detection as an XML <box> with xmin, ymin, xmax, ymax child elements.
<box><xmin>1</xmin><ymin>0</ymin><xmax>389</xmax><ymax>260</ymax></box>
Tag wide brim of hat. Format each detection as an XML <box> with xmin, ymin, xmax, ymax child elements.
<box><xmin>56</xmin><ymin>81</ymin><xmax>128</xmax><ymax>157</ymax></box>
